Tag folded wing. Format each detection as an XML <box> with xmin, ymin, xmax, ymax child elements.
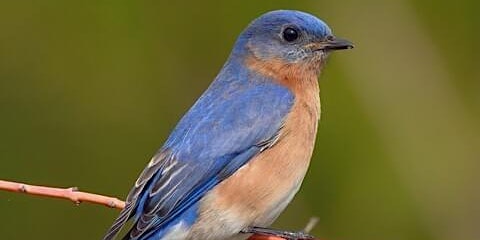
<box><xmin>103</xmin><ymin>83</ymin><xmax>294</xmax><ymax>240</ymax></box>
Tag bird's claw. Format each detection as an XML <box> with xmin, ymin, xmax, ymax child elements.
<box><xmin>241</xmin><ymin>226</ymin><xmax>316</xmax><ymax>240</ymax></box>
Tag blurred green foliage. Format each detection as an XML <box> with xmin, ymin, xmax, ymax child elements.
<box><xmin>0</xmin><ymin>1</ymin><xmax>478</xmax><ymax>240</ymax></box>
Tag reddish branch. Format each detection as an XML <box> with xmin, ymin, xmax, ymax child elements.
<box><xmin>0</xmin><ymin>179</ymin><xmax>318</xmax><ymax>240</ymax></box>
<box><xmin>0</xmin><ymin>180</ymin><xmax>125</xmax><ymax>209</ymax></box>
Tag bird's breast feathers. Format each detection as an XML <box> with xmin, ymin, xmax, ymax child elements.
<box><xmin>187</xmin><ymin>55</ymin><xmax>321</xmax><ymax>239</ymax></box>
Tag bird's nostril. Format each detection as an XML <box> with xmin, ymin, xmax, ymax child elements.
<box><xmin>326</xmin><ymin>35</ymin><xmax>335</xmax><ymax>41</ymax></box>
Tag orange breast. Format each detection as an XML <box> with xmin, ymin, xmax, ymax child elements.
<box><xmin>201</xmin><ymin>55</ymin><xmax>321</xmax><ymax>225</ymax></box>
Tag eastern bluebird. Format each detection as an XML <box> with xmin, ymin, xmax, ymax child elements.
<box><xmin>103</xmin><ymin>10</ymin><xmax>352</xmax><ymax>240</ymax></box>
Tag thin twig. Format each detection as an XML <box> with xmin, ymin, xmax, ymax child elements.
<box><xmin>0</xmin><ymin>179</ymin><xmax>125</xmax><ymax>209</ymax></box>
<box><xmin>0</xmin><ymin>179</ymin><xmax>319</xmax><ymax>240</ymax></box>
<box><xmin>303</xmin><ymin>217</ymin><xmax>320</xmax><ymax>233</ymax></box>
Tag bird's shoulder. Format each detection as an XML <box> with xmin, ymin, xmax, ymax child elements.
<box><xmin>164</xmin><ymin>72</ymin><xmax>295</xmax><ymax>158</ymax></box>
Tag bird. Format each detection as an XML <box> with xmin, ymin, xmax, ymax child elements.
<box><xmin>103</xmin><ymin>9</ymin><xmax>353</xmax><ymax>240</ymax></box>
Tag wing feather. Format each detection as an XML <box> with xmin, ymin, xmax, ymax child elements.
<box><xmin>103</xmin><ymin>83</ymin><xmax>294</xmax><ymax>240</ymax></box>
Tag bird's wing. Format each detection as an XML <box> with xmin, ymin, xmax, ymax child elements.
<box><xmin>103</xmin><ymin>83</ymin><xmax>294</xmax><ymax>240</ymax></box>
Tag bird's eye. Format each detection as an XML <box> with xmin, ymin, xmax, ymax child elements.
<box><xmin>282</xmin><ymin>27</ymin><xmax>299</xmax><ymax>42</ymax></box>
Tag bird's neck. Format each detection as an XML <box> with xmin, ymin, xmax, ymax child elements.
<box><xmin>244</xmin><ymin>54</ymin><xmax>321</xmax><ymax>120</ymax></box>
<box><xmin>245</xmin><ymin>55</ymin><xmax>319</xmax><ymax>92</ymax></box>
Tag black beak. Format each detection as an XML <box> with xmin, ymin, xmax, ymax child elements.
<box><xmin>319</xmin><ymin>37</ymin><xmax>354</xmax><ymax>51</ymax></box>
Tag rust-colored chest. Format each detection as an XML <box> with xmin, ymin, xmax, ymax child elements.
<box><xmin>199</xmin><ymin>64</ymin><xmax>321</xmax><ymax>225</ymax></box>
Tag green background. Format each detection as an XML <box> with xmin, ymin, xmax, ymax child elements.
<box><xmin>1</xmin><ymin>1</ymin><xmax>479</xmax><ymax>240</ymax></box>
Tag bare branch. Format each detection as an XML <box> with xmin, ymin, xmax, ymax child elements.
<box><xmin>0</xmin><ymin>179</ymin><xmax>319</xmax><ymax>240</ymax></box>
<box><xmin>0</xmin><ymin>179</ymin><xmax>125</xmax><ymax>209</ymax></box>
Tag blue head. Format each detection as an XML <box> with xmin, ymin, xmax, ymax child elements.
<box><xmin>231</xmin><ymin>10</ymin><xmax>353</xmax><ymax>71</ymax></box>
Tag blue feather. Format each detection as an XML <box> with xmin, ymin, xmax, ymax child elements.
<box><xmin>121</xmin><ymin>60</ymin><xmax>294</xmax><ymax>239</ymax></box>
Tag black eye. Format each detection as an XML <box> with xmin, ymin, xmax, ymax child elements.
<box><xmin>282</xmin><ymin>27</ymin><xmax>299</xmax><ymax>42</ymax></box>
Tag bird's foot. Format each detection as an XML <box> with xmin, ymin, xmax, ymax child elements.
<box><xmin>241</xmin><ymin>226</ymin><xmax>316</xmax><ymax>240</ymax></box>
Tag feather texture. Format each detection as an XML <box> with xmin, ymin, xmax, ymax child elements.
<box><xmin>103</xmin><ymin>62</ymin><xmax>294</xmax><ymax>239</ymax></box>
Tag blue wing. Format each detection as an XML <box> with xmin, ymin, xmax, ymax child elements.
<box><xmin>103</xmin><ymin>80</ymin><xmax>294</xmax><ymax>240</ymax></box>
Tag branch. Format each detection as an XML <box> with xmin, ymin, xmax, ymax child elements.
<box><xmin>0</xmin><ymin>179</ymin><xmax>125</xmax><ymax>209</ymax></box>
<box><xmin>0</xmin><ymin>179</ymin><xmax>318</xmax><ymax>240</ymax></box>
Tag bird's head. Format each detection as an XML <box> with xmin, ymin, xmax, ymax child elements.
<box><xmin>233</xmin><ymin>10</ymin><xmax>353</xmax><ymax>77</ymax></box>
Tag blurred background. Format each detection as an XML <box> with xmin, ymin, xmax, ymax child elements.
<box><xmin>0</xmin><ymin>1</ymin><xmax>479</xmax><ymax>240</ymax></box>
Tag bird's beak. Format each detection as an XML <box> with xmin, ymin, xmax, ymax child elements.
<box><xmin>314</xmin><ymin>37</ymin><xmax>354</xmax><ymax>51</ymax></box>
